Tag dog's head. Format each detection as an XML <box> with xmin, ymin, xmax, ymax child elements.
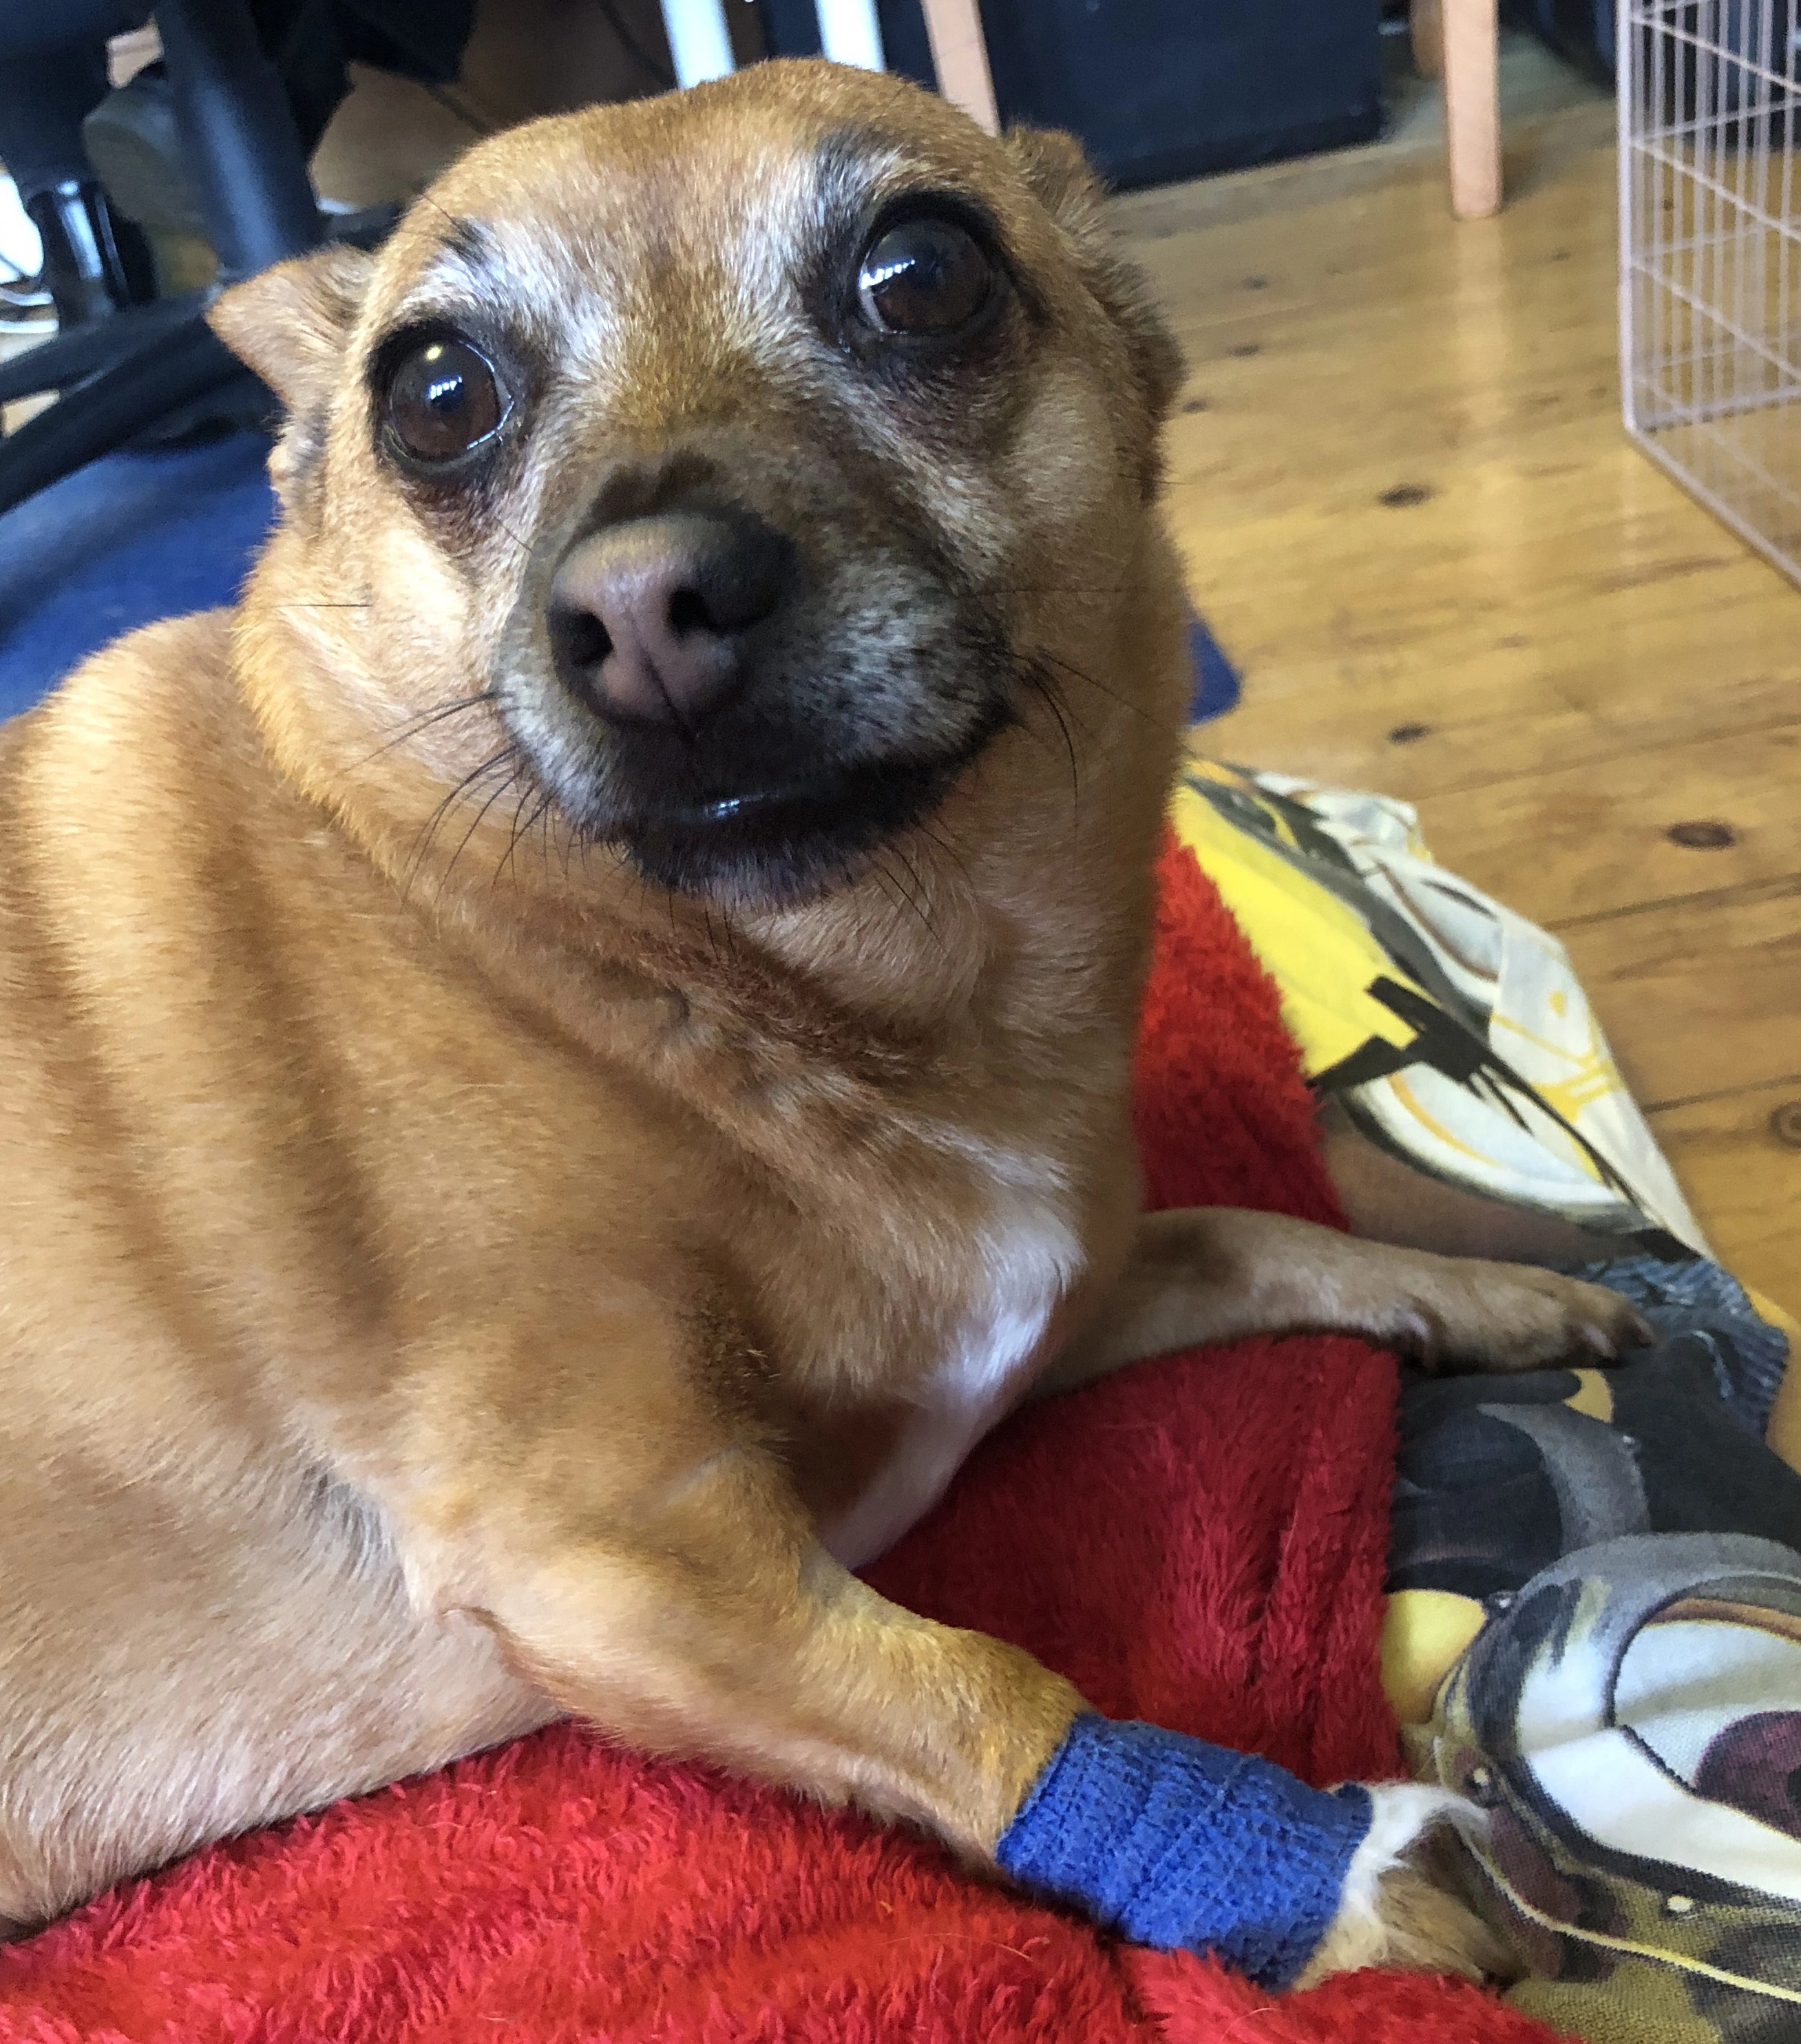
<box><xmin>214</xmin><ymin>61</ymin><xmax>1183</xmax><ymax>910</ymax></box>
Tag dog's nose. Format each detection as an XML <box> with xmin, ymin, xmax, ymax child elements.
<box><xmin>547</xmin><ymin>512</ymin><xmax>791</xmax><ymax>733</ymax></box>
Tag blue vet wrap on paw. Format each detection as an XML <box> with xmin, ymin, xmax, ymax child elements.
<box><xmin>994</xmin><ymin>1714</ymin><xmax>1373</xmax><ymax>1990</ymax></box>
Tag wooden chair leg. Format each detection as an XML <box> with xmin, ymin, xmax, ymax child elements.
<box><xmin>1440</xmin><ymin>0</ymin><xmax>1502</xmax><ymax>218</ymax></box>
<box><xmin>918</xmin><ymin>0</ymin><xmax>1000</xmax><ymax>135</ymax></box>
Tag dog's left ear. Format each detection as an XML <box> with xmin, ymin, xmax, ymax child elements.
<box><xmin>207</xmin><ymin>244</ymin><xmax>375</xmax><ymax>413</ymax></box>
<box><xmin>208</xmin><ymin>246</ymin><xmax>375</xmax><ymax>516</ymax></box>
<box><xmin>1004</xmin><ymin>126</ymin><xmax>1183</xmax><ymax>443</ymax></box>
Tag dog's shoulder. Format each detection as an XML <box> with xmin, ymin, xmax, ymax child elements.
<box><xmin>14</xmin><ymin>606</ymin><xmax>305</xmax><ymax>872</ymax></box>
<box><xmin>10</xmin><ymin>609</ymin><xmax>253</xmax><ymax>830</ymax></box>
<box><xmin>0</xmin><ymin>605</ymin><xmax>308</xmax><ymax>1064</ymax></box>
<box><xmin>36</xmin><ymin>606</ymin><xmax>238</xmax><ymax>743</ymax></box>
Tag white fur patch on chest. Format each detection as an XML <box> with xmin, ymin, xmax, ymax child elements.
<box><xmin>940</xmin><ymin>1214</ymin><xmax>1076</xmax><ymax>1404</ymax></box>
<box><xmin>823</xmin><ymin>1181</ymin><xmax>1082</xmax><ymax>1570</ymax></box>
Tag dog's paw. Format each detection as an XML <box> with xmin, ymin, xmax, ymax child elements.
<box><xmin>1380</xmin><ymin>1259</ymin><xmax>1654</xmax><ymax>1376</ymax></box>
<box><xmin>1292</xmin><ymin>1784</ymin><xmax>1517</xmax><ymax>1990</ymax></box>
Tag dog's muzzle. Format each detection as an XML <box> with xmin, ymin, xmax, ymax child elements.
<box><xmin>525</xmin><ymin>499</ymin><xmax>1015</xmax><ymax>904</ymax></box>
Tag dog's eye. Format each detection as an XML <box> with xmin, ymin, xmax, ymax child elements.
<box><xmin>856</xmin><ymin>218</ymin><xmax>992</xmax><ymax>335</ymax></box>
<box><xmin>383</xmin><ymin>336</ymin><xmax>507</xmax><ymax>464</ymax></box>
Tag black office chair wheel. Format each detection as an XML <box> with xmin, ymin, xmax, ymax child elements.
<box><xmin>23</xmin><ymin>180</ymin><xmax>156</xmax><ymax>330</ymax></box>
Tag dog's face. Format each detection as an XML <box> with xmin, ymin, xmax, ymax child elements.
<box><xmin>215</xmin><ymin>62</ymin><xmax>1180</xmax><ymax>909</ymax></box>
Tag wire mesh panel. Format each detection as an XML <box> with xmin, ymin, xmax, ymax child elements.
<box><xmin>1621</xmin><ymin>0</ymin><xmax>1801</xmax><ymax>578</ymax></box>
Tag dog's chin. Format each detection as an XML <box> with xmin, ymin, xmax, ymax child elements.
<box><xmin>615</xmin><ymin>746</ymin><xmax>976</xmax><ymax>907</ymax></box>
<box><xmin>550</xmin><ymin>701</ymin><xmax>1009</xmax><ymax>909</ymax></box>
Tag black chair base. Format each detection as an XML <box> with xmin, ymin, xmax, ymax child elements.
<box><xmin>0</xmin><ymin>317</ymin><xmax>255</xmax><ymax>518</ymax></box>
<box><xmin>0</xmin><ymin>0</ymin><xmax>340</xmax><ymax>520</ymax></box>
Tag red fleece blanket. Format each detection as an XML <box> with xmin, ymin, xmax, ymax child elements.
<box><xmin>0</xmin><ymin>845</ymin><xmax>1555</xmax><ymax>2044</ymax></box>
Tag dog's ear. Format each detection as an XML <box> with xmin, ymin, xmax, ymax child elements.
<box><xmin>1004</xmin><ymin>126</ymin><xmax>1183</xmax><ymax>442</ymax></box>
<box><xmin>209</xmin><ymin>246</ymin><xmax>374</xmax><ymax>516</ymax></box>
<box><xmin>207</xmin><ymin>245</ymin><xmax>375</xmax><ymax>412</ymax></box>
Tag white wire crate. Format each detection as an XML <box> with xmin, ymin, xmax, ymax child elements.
<box><xmin>1621</xmin><ymin>0</ymin><xmax>1801</xmax><ymax>580</ymax></box>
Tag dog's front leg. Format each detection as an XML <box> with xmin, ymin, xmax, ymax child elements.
<box><xmin>452</xmin><ymin>1432</ymin><xmax>1085</xmax><ymax>1854</ymax></box>
<box><xmin>1040</xmin><ymin>1205</ymin><xmax>1652</xmax><ymax>1397</ymax></box>
<box><xmin>394</xmin><ymin>1330</ymin><xmax>1498</xmax><ymax>1990</ymax></box>
<box><xmin>392</xmin><ymin>1323</ymin><xmax>1083</xmax><ymax>1854</ymax></box>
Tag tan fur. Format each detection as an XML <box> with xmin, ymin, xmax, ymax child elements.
<box><xmin>0</xmin><ymin>62</ymin><xmax>1635</xmax><ymax>1973</ymax></box>
<box><xmin>1293</xmin><ymin>1789</ymin><xmax>1519</xmax><ymax>1990</ymax></box>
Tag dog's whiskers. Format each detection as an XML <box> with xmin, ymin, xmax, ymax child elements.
<box><xmin>698</xmin><ymin>892</ymin><xmax>742</xmax><ymax>969</ymax></box>
<box><xmin>483</xmin><ymin>508</ymin><xmax>534</xmax><ymax>561</ymax></box>
<box><xmin>983</xmin><ymin>582</ymin><xmax>1161</xmax><ymax>598</ymax></box>
<box><xmin>362</xmin><ymin>688</ymin><xmax>503</xmax><ymax>766</ymax></box>
<box><xmin>863</xmin><ymin>861</ymin><xmax>912</xmax><ymax>929</ymax></box>
<box><xmin>872</xmin><ymin>847</ymin><xmax>944</xmax><ymax>951</ymax></box>
<box><xmin>492</xmin><ymin>779</ymin><xmax>551</xmax><ymax>889</ymax></box>
<box><xmin>916</xmin><ymin>818</ymin><xmax>976</xmax><ymax>896</ymax></box>
<box><xmin>403</xmin><ymin>746</ymin><xmax>520</xmax><ymax>901</ymax></box>
<box><xmin>1007</xmin><ymin>657</ymin><xmax>1084</xmax><ymax>825</ymax></box>
<box><xmin>436</xmin><ymin>759</ymin><xmax>529</xmax><ymax>898</ymax></box>
<box><xmin>1036</xmin><ymin>649</ymin><xmax>1188</xmax><ymax>743</ymax></box>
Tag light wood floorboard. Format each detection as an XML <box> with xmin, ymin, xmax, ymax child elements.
<box><xmin>1117</xmin><ymin>106</ymin><xmax>1800</xmax><ymax>1311</ymax></box>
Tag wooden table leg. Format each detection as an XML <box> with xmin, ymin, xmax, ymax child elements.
<box><xmin>918</xmin><ymin>0</ymin><xmax>999</xmax><ymax>135</ymax></box>
<box><xmin>1440</xmin><ymin>0</ymin><xmax>1502</xmax><ymax>218</ymax></box>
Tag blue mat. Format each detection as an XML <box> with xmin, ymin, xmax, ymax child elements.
<box><xmin>0</xmin><ymin>429</ymin><xmax>1241</xmax><ymax>726</ymax></box>
<box><xmin>0</xmin><ymin>432</ymin><xmax>277</xmax><ymax>724</ymax></box>
<box><xmin>1187</xmin><ymin>616</ymin><xmax>1240</xmax><ymax>723</ymax></box>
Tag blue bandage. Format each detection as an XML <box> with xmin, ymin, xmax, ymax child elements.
<box><xmin>994</xmin><ymin>1714</ymin><xmax>1372</xmax><ymax>1990</ymax></box>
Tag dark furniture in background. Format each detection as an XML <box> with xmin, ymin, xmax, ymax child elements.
<box><xmin>7</xmin><ymin>0</ymin><xmax>1387</xmax><ymax>519</ymax></box>
<box><xmin>0</xmin><ymin>0</ymin><xmax>315</xmax><ymax>516</ymax></box>
<box><xmin>0</xmin><ymin>0</ymin><xmax>467</xmax><ymax>519</ymax></box>
<box><xmin>1504</xmin><ymin>0</ymin><xmax>1614</xmax><ymax>82</ymax></box>
<box><xmin>759</xmin><ymin>0</ymin><xmax>1384</xmax><ymax>191</ymax></box>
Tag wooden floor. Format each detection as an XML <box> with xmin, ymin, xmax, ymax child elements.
<box><xmin>1114</xmin><ymin>105</ymin><xmax>1801</xmax><ymax>1315</ymax></box>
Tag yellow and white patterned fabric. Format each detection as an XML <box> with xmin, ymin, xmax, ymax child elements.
<box><xmin>1167</xmin><ymin>752</ymin><xmax>1801</xmax><ymax>2041</ymax></box>
<box><xmin>1170</xmin><ymin>754</ymin><xmax>1705</xmax><ymax>1252</ymax></box>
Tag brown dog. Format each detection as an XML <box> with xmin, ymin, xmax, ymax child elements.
<box><xmin>0</xmin><ymin>61</ymin><xmax>1645</xmax><ymax>1973</ymax></box>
